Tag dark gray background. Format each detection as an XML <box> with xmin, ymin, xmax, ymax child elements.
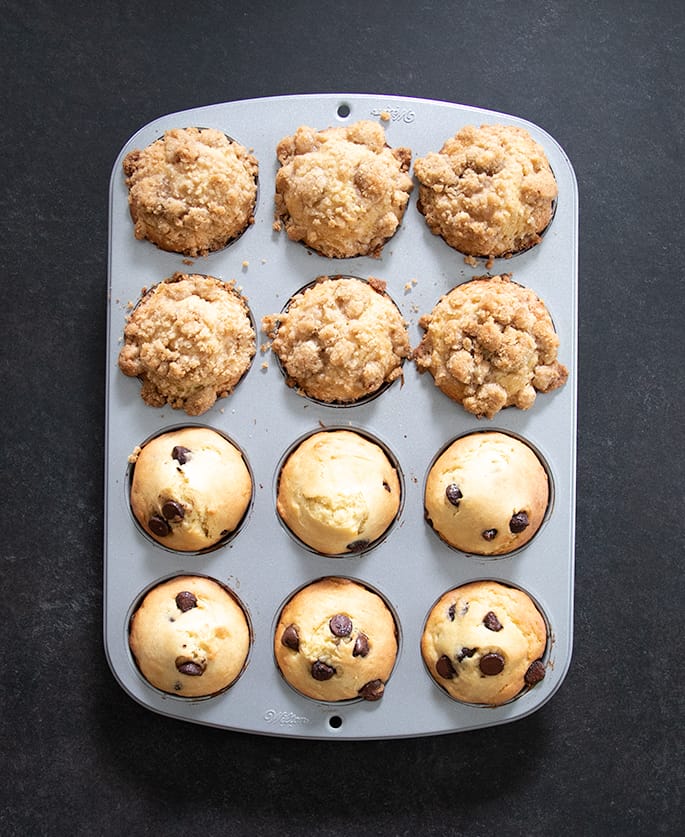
<box><xmin>2</xmin><ymin>1</ymin><xmax>682</xmax><ymax>834</ymax></box>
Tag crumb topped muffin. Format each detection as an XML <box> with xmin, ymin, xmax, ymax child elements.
<box><xmin>129</xmin><ymin>575</ymin><xmax>251</xmax><ymax>697</ymax></box>
<box><xmin>414</xmin><ymin>124</ymin><xmax>557</xmax><ymax>259</ymax></box>
<box><xmin>129</xmin><ymin>426</ymin><xmax>252</xmax><ymax>552</ymax></box>
<box><xmin>421</xmin><ymin>580</ymin><xmax>547</xmax><ymax>705</ymax></box>
<box><xmin>277</xmin><ymin>429</ymin><xmax>401</xmax><ymax>555</ymax></box>
<box><xmin>413</xmin><ymin>274</ymin><xmax>567</xmax><ymax>418</ymax></box>
<box><xmin>424</xmin><ymin>431</ymin><xmax>549</xmax><ymax>555</ymax></box>
<box><xmin>118</xmin><ymin>272</ymin><xmax>256</xmax><ymax>416</ymax></box>
<box><xmin>274</xmin><ymin>577</ymin><xmax>398</xmax><ymax>702</ymax></box>
<box><xmin>262</xmin><ymin>275</ymin><xmax>410</xmax><ymax>404</ymax></box>
<box><xmin>123</xmin><ymin>127</ymin><xmax>258</xmax><ymax>256</ymax></box>
<box><xmin>274</xmin><ymin>120</ymin><xmax>413</xmax><ymax>258</ymax></box>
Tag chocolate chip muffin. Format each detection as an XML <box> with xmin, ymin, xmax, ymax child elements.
<box><xmin>274</xmin><ymin>120</ymin><xmax>413</xmax><ymax>258</ymax></box>
<box><xmin>277</xmin><ymin>429</ymin><xmax>401</xmax><ymax>555</ymax></box>
<box><xmin>414</xmin><ymin>274</ymin><xmax>568</xmax><ymax>419</ymax></box>
<box><xmin>129</xmin><ymin>575</ymin><xmax>251</xmax><ymax>698</ymax></box>
<box><xmin>414</xmin><ymin>123</ymin><xmax>558</xmax><ymax>259</ymax></box>
<box><xmin>262</xmin><ymin>275</ymin><xmax>410</xmax><ymax>404</ymax></box>
<box><xmin>118</xmin><ymin>272</ymin><xmax>256</xmax><ymax>416</ymax></box>
<box><xmin>123</xmin><ymin>127</ymin><xmax>258</xmax><ymax>256</ymax></box>
<box><xmin>274</xmin><ymin>577</ymin><xmax>398</xmax><ymax>702</ymax></box>
<box><xmin>421</xmin><ymin>581</ymin><xmax>547</xmax><ymax>705</ymax></box>
<box><xmin>129</xmin><ymin>426</ymin><xmax>252</xmax><ymax>552</ymax></box>
<box><xmin>424</xmin><ymin>431</ymin><xmax>549</xmax><ymax>556</ymax></box>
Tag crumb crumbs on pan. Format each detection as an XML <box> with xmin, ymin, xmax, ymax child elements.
<box><xmin>464</xmin><ymin>254</ymin><xmax>495</xmax><ymax>269</ymax></box>
<box><xmin>127</xmin><ymin>445</ymin><xmax>142</xmax><ymax>464</ymax></box>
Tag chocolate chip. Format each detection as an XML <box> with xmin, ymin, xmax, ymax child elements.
<box><xmin>172</xmin><ymin>446</ymin><xmax>191</xmax><ymax>464</ymax></box>
<box><xmin>346</xmin><ymin>539</ymin><xmax>370</xmax><ymax>553</ymax></box>
<box><xmin>281</xmin><ymin>624</ymin><xmax>299</xmax><ymax>651</ymax></box>
<box><xmin>457</xmin><ymin>647</ymin><xmax>476</xmax><ymax>662</ymax></box>
<box><xmin>175</xmin><ymin>659</ymin><xmax>205</xmax><ymax>676</ymax></box>
<box><xmin>311</xmin><ymin>660</ymin><xmax>335</xmax><ymax>681</ymax></box>
<box><xmin>382</xmin><ymin>481</ymin><xmax>392</xmax><ymax>493</ymax></box>
<box><xmin>483</xmin><ymin>611</ymin><xmax>503</xmax><ymax>631</ymax></box>
<box><xmin>148</xmin><ymin>515</ymin><xmax>170</xmax><ymax>537</ymax></box>
<box><xmin>175</xmin><ymin>591</ymin><xmax>197</xmax><ymax>612</ymax></box>
<box><xmin>162</xmin><ymin>500</ymin><xmax>185</xmax><ymax>521</ymax></box>
<box><xmin>509</xmin><ymin>511</ymin><xmax>530</xmax><ymax>533</ymax></box>
<box><xmin>329</xmin><ymin>614</ymin><xmax>353</xmax><ymax>637</ymax></box>
<box><xmin>436</xmin><ymin>655</ymin><xmax>456</xmax><ymax>679</ymax></box>
<box><xmin>479</xmin><ymin>652</ymin><xmax>505</xmax><ymax>676</ymax></box>
<box><xmin>482</xmin><ymin>528</ymin><xmax>498</xmax><ymax>541</ymax></box>
<box><xmin>448</xmin><ymin>603</ymin><xmax>456</xmax><ymax>621</ymax></box>
<box><xmin>525</xmin><ymin>659</ymin><xmax>546</xmax><ymax>685</ymax></box>
<box><xmin>358</xmin><ymin>679</ymin><xmax>385</xmax><ymax>701</ymax></box>
<box><xmin>353</xmin><ymin>633</ymin><xmax>369</xmax><ymax>657</ymax></box>
<box><xmin>445</xmin><ymin>484</ymin><xmax>462</xmax><ymax>506</ymax></box>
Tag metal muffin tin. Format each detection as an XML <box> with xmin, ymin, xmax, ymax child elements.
<box><xmin>105</xmin><ymin>93</ymin><xmax>577</xmax><ymax>739</ymax></box>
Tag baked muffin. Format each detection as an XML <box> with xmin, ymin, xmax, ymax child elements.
<box><xmin>424</xmin><ymin>431</ymin><xmax>548</xmax><ymax>555</ymax></box>
<box><xmin>129</xmin><ymin>426</ymin><xmax>252</xmax><ymax>552</ymax></box>
<box><xmin>421</xmin><ymin>581</ymin><xmax>547</xmax><ymax>705</ymax></box>
<box><xmin>274</xmin><ymin>120</ymin><xmax>413</xmax><ymax>258</ymax></box>
<box><xmin>414</xmin><ymin>124</ymin><xmax>558</xmax><ymax>259</ymax></box>
<box><xmin>274</xmin><ymin>577</ymin><xmax>398</xmax><ymax>701</ymax></box>
<box><xmin>123</xmin><ymin>127</ymin><xmax>258</xmax><ymax>256</ymax></box>
<box><xmin>129</xmin><ymin>575</ymin><xmax>251</xmax><ymax>697</ymax></box>
<box><xmin>119</xmin><ymin>272</ymin><xmax>256</xmax><ymax>416</ymax></box>
<box><xmin>277</xmin><ymin>430</ymin><xmax>401</xmax><ymax>555</ymax></box>
<box><xmin>262</xmin><ymin>276</ymin><xmax>409</xmax><ymax>404</ymax></box>
<box><xmin>414</xmin><ymin>274</ymin><xmax>568</xmax><ymax>419</ymax></box>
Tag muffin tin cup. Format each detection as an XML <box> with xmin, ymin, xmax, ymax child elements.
<box><xmin>125</xmin><ymin>422</ymin><xmax>256</xmax><ymax>556</ymax></box>
<box><xmin>422</xmin><ymin>427</ymin><xmax>556</xmax><ymax>559</ymax></box>
<box><xmin>267</xmin><ymin>274</ymin><xmax>410</xmax><ymax>408</ymax></box>
<box><xmin>419</xmin><ymin>578</ymin><xmax>553</xmax><ymax>708</ymax></box>
<box><xmin>271</xmin><ymin>575</ymin><xmax>402</xmax><ymax>706</ymax></box>
<box><xmin>120</xmin><ymin>273</ymin><xmax>259</xmax><ymax>417</ymax></box>
<box><xmin>105</xmin><ymin>93</ymin><xmax>577</xmax><ymax>739</ymax></box>
<box><xmin>125</xmin><ymin>571</ymin><xmax>254</xmax><ymax>701</ymax></box>
<box><xmin>126</xmin><ymin>126</ymin><xmax>260</xmax><ymax>257</ymax></box>
<box><xmin>273</xmin><ymin>424</ymin><xmax>405</xmax><ymax>558</ymax></box>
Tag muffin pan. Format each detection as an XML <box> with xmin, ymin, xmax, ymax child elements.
<box><xmin>105</xmin><ymin>93</ymin><xmax>577</xmax><ymax>739</ymax></box>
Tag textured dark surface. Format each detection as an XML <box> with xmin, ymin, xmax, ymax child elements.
<box><xmin>2</xmin><ymin>1</ymin><xmax>683</xmax><ymax>834</ymax></box>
